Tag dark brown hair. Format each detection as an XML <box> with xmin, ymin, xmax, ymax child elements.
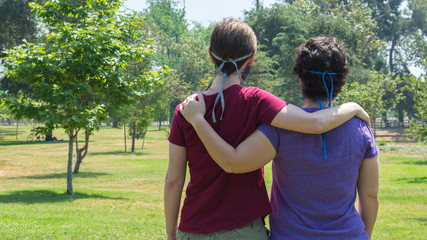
<box><xmin>292</xmin><ymin>36</ymin><xmax>349</xmax><ymax>100</ymax></box>
<box><xmin>209</xmin><ymin>18</ymin><xmax>257</xmax><ymax>76</ymax></box>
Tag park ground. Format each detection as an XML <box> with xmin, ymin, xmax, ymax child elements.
<box><xmin>0</xmin><ymin>125</ymin><xmax>426</xmax><ymax>239</ymax></box>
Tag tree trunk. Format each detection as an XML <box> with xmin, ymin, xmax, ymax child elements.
<box><xmin>67</xmin><ymin>129</ymin><xmax>75</xmax><ymax>195</ymax></box>
<box><xmin>398</xmin><ymin>103</ymin><xmax>404</xmax><ymax>125</ymax></box>
<box><xmin>382</xmin><ymin>112</ymin><xmax>390</xmax><ymax>128</ymax></box>
<box><xmin>112</xmin><ymin>120</ymin><xmax>118</xmax><ymax>128</ymax></box>
<box><xmin>16</xmin><ymin>119</ymin><xmax>19</xmax><ymax>140</ymax></box>
<box><xmin>389</xmin><ymin>33</ymin><xmax>397</xmax><ymax>75</ymax></box>
<box><xmin>159</xmin><ymin>118</ymin><xmax>162</xmax><ymax>130</ymax></box>
<box><xmin>74</xmin><ymin>129</ymin><xmax>90</xmax><ymax>173</ymax></box>
<box><xmin>141</xmin><ymin>127</ymin><xmax>148</xmax><ymax>149</ymax></box>
<box><xmin>124</xmin><ymin>124</ymin><xmax>127</xmax><ymax>152</ymax></box>
<box><xmin>131</xmin><ymin>121</ymin><xmax>136</xmax><ymax>152</ymax></box>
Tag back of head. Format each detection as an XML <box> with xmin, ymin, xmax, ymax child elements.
<box><xmin>292</xmin><ymin>36</ymin><xmax>349</xmax><ymax>100</ymax></box>
<box><xmin>209</xmin><ymin>18</ymin><xmax>257</xmax><ymax>76</ymax></box>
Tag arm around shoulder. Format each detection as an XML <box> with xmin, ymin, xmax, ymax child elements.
<box><xmin>179</xmin><ymin>92</ymin><xmax>276</xmax><ymax>173</ymax></box>
<box><xmin>190</xmin><ymin>117</ymin><xmax>276</xmax><ymax>173</ymax></box>
<box><xmin>271</xmin><ymin>102</ymin><xmax>369</xmax><ymax>134</ymax></box>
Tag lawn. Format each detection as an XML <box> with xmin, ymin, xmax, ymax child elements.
<box><xmin>0</xmin><ymin>125</ymin><xmax>426</xmax><ymax>239</ymax></box>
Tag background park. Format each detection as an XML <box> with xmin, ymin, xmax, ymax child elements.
<box><xmin>0</xmin><ymin>0</ymin><xmax>426</xmax><ymax>239</ymax></box>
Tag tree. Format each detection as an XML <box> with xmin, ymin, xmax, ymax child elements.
<box><xmin>125</xmin><ymin>76</ymin><xmax>172</xmax><ymax>152</ymax></box>
<box><xmin>336</xmin><ymin>72</ymin><xmax>402</xmax><ymax>136</ymax></box>
<box><xmin>145</xmin><ymin>0</ymin><xmax>187</xmax><ymax>44</ymax></box>
<box><xmin>404</xmin><ymin>76</ymin><xmax>426</xmax><ymax>143</ymax></box>
<box><xmin>0</xmin><ymin>0</ymin><xmax>36</xmax><ymax>59</ymax></box>
<box><xmin>0</xmin><ymin>0</ymin><xmax>38</xmax><ymax>124</ymax></box>
<box><xmin>360</xmin><ymin>0</ymin><xmax>426</xmax><ymax>122</ymax></box>
<box><xmin>244</xmin><ymin>0</ymin><xmax>383</xmax><ymax>104</ymax></box>
<box><xmin>142</xmin><ymin>3</ymin><xmax>212</xmax><ymax>123</ymax></box>
<box><xmin>1</xmin><ymin>0</ymin><xmax>157</xmax><ymax>195</ymax></box>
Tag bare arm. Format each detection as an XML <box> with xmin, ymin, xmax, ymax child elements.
<box><xmin>271</xmin><ymin>103</ymin><xmax>370</xmax><ymax>134</ymax></box>
<box><xmin>179</xmin><ymin>93</ymin><xmax>276</xmax><ymax>173</ymax></box>
<box><xmin>357</xmin><ymin>155</ymin><xmax>379</xmax><ymax>239</ymax></box>
<box><xmin>164</xmin><ymin>143</ymin><xmax>187</xmax><ymax>240</ymax></box>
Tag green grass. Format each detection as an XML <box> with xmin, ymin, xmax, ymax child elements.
<box><xmin>0</xmin><ymin>125</ymin><xmax>426</xmax><ymax>239</ymax></box>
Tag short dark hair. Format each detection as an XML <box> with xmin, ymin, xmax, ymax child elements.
<box><xmin>209</xmin><ymin>18</ymin><xmax>256</xmax><ymax>76</ymax></box>
<box><xmin>292</xmin><ymin>36</ymin><xmax>349</xmax><ymax>100</ymax></box>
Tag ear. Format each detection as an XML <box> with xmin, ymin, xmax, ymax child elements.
<box><xmin>240</xmin><ymin>51</ymin><xmax>257</xmax><ymax>70</ymax></box>
<box><xmin>208</xmin><ymin>51</ymin><xmax>215</xmax><ymax>65</ymax></box>
<box><xmin>247</xmin><ymin>51</ymin><xmax>256</xmax><ymax>66</ymax></box>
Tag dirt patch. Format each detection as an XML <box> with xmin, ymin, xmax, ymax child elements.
<box><xmin>373</xmin><ymin>128</ymin><xmax>417</xmax><ymax>143</ymax></box>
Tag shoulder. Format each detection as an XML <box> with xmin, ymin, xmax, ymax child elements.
<box><xmin>174</xmin><ymin>102</ymin><xmax>183</xmax><ymax>112</ymax></box>
<box><xmin>242</xmin><ymin>86</ymin><xmax>271</xmax><ymax>96</ymax></box>
<box><xmin>241</xmin><ymin>86</ymin><xmax>285</xmax><ymax>103</ymax></box>
<box><xmin>347</xmin><ymin>117</ymin><xmax>371</xmax><ymax>131</ymax></box>
<box><xmin>340</xmin><ymin>117</ymin><xmax>375</xmax><ymax>139</ymax></box>
<box><xmin>171</xmin><ymin>102</ymin><xmax>189</xmax><ymax>126</ymax></box>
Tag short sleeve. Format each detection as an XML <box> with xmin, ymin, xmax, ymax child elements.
<box><xmin>248</xmin><ymin>87</ymin><xmax>288</xmax><ymax>125</ymax></box>
<box><xmin>168</xmin><ymin>106</ymin><xmax>186</xmax><ymax>147</ymax></box>
<box><xmin>258</xmin><ymin>124</ymin><xmax>280</xmax><ymax>153</ymax></box>
<box><xmin>361</xmin><ymin>123</ymin><xmax>379</xmax><ymax>159</ymax></box>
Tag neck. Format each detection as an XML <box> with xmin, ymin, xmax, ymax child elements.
<box><xmin>303</xmin><ymin>98</ymin><xmax>333</xmax><ymax>108</ymax></box>
<box><xmin>205</xmin><ymin>73</ymin><xmax>242</xmax><ymax>94</ymax></box>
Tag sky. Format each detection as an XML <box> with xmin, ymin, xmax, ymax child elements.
<box><xmin>124</xmin><ymin>0</ymin><xmax>279</xmax><ymax>25</ymax></box>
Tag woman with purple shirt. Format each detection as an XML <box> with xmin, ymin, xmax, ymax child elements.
<box><xmin>179</xmin><ymin>36</ymin><xmax>379</xmax><ymax>239</ymax></box>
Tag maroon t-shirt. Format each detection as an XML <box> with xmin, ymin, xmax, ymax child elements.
<box><xmin>168</xmin><ymin>84</ymin><xmax>288</xmax><ymax>234</ymax></box>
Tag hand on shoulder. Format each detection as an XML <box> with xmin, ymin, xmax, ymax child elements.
<box><xmin>179</xmin><ymin>91</ymin><xmax>206</xmax><ymax>125</ymax></box>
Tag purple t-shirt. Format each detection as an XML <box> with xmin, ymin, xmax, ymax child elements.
<box><xmin>259</xmin><ymin>107</ymin><xmax>378</xmax><ymax>240</ymax></box>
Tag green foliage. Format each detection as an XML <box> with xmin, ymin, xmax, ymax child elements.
<box><xmin>1</xmin><ymin>0</ymin><xmax>163</xmax><ymax>194</ymax></box>
<box><xmin>145</xmin><ymin>0</ymin><xmax>187</xmax><ymax>43</ymax></box>
<box><xmin>0</xmin><ymin>0</ymin><xmax>36</xmax><ymax>58</ymax></box>
<box><xmin>378</xmin><ymin>139</ymin><xmax>387</xmax><ymax>146</ymax></box>
<box><xmin>245</xmin><ymin>0</ymin><xmax>384</xmax><ymax>104</ymax></box>
<box><xmin>404</xmin><ymin>76</ymin><xmax>426</xmax><ymax>143</ymax></box>
<box><xmin>141</xmin><ymin>1</ymin><xmax>212</xmax><ymax>122</ymax></box>
<box><xmin>2</xmin><ymin>0</ymin><xmax>155</xmax><ymax>136</ymax></box>
<box><xmin>245</xmin><ymin>48</ymin><xmax>278</xmax><ymax>92</ymax></box>
<box><xmin>336</xmin><ymin>72</ymin><xmax>402</xmax><ymax>123</ymax></box>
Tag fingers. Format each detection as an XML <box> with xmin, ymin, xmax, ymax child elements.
<box><xmin>189</xmin><ymin>93</ymin><xmax>197</xmax><ymax>102</ymax></box>
<box><xmin>197</xmin><ymin>91</ymin><xmax>205</xmax><ymax>105</ymax></box>
<box><xmin>179</xmin><ymin>102</ymin><xmax>184</xmax><ymax>113</ymax></box>
<box><xmin>361</xmin><ymin>108</ymin><xmax>371</xmax><ymax>128</ymax></box>
<box><xmin>179</xmin><ymin>92</ymin><xmax>198</xmax><ymax>115</ymax></box>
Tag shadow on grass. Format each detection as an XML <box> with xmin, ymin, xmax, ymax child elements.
<box><xmin>9</xmin><ymin>171</ymin><xmax>109</xmax><ymax>180</ymax></box>
<box><xmin>0</xmin><ymin>130</ymin><xmax>19</xmax><ymax>140</ymax></box>
<box><xmin>408</xmin><ymin>217</ymin><xmax>427</xmax><ymax>225</ymax></box>
<box><xmin>89</xmin><ymin>150</ymin><xmax>149</xmax><ymax>156</ymax></box>
<box><xmin>0</xmin><ymin>140</ymin><xmax>67</xmax><ymax>146</ymax></box>
<box><xmin>0</xmin><ymin>190</ymin><xmax>125</xmax><ymax>204</ymax></box>
<box><xmin>402</xmin><ymin>160</ymin><xmax>427</xmax><ymax>165</ymax></box>
<box><xmin>396</xmin><ymin>177</ymin><xmax>427</xmax><ymax>184</ymax></box>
